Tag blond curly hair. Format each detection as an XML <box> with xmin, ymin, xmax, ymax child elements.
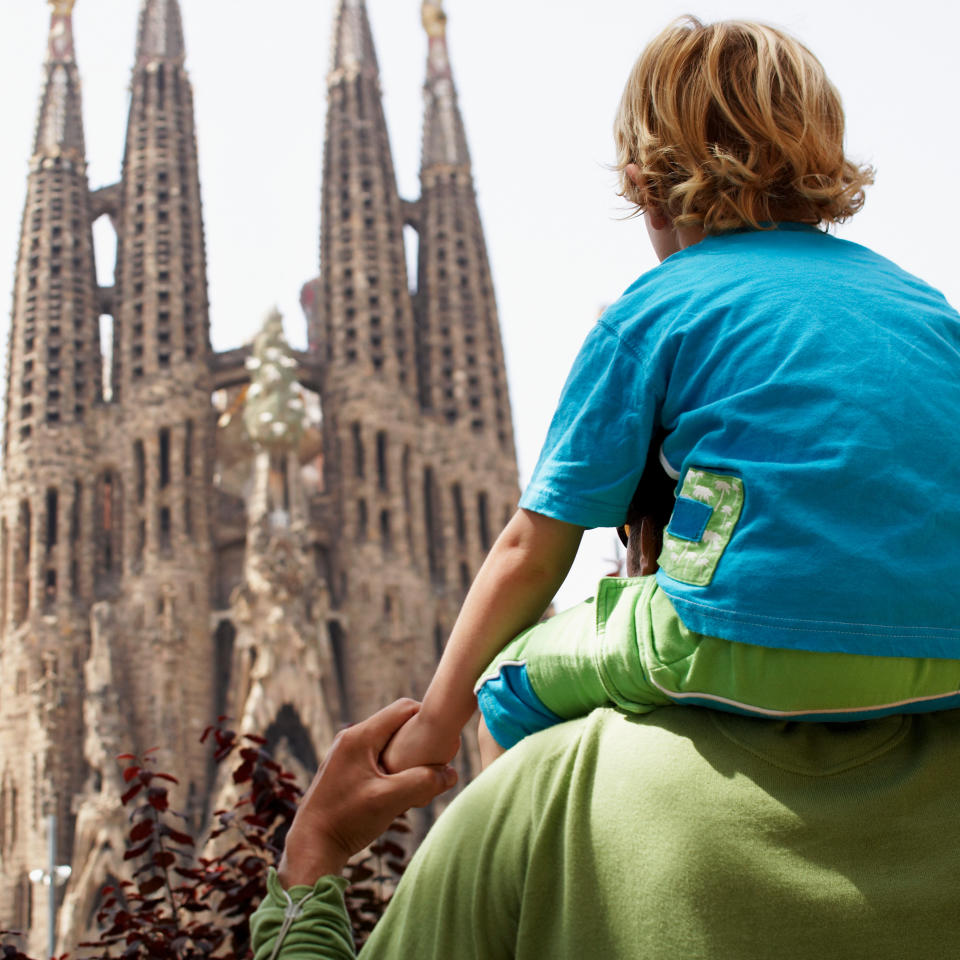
<box><xmin>614</xmin><ymin>17</ymin><xmax>874</xmax><ymax>231</ymax></box>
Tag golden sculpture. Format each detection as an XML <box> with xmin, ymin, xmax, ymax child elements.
<box><xmin>422</xmin><ymin>0</ymin><xmax>447</xmax><ymax>39</ymax></box>
<box><xmin>48</xmin><ymin>0</ymin><xmax>76</xmax><ymax>15</ymax></box>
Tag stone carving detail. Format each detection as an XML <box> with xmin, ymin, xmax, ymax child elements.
<box><xmin>243</xmin><ymin>310</ymin><xmax>306</xmax><ymax>454</ymax></box>
<box><xmin>208</xmin><ymin>311</ymin><xmax>338</xmax><ymax>817</ymax></box>
<box><xmin>422</xmin><ymin>0</ymin><xmax>447</xmax><ymax>38</ymax></box>
<box><xmin>58</xmin><ymin>603</ymin><xmax>127</xmax><ymax>949</ymax></box>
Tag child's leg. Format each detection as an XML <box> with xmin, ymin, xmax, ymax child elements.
<box><xmin>643</xmin><ymin>587</ymin><xmax>960</xmax><ymax>719</ymax></box>
<box><xmin>475</xmin><ymin>576</ymin><xmax>671</xmax><ymax>751</ymax></box>
<box><xmin>474</xmin><ymin>599</ymin><xmax>594</xmax><ymax>751</ymax></box>
<box><xmin>477</xmin><ymin>716</ymin><xmax>505</xmax><ymax>768</ymax></box>
<box><xmin>478</xmin><ymin>573</ymin><xmax>960</xmax><ymax>756</ymax></box>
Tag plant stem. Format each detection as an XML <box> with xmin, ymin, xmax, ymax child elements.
<box><xmin>151</xmin><ymin>805</ymin><xmax>182</xmax><ymax>940</ymax></box>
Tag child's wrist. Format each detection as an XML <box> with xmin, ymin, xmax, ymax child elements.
<box><xmin>419</xmin><ymin>690</ymin><xmax>477</xmax><ymax>732</ymax></box>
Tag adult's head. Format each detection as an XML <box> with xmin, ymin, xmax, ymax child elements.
<box><xmin>621</xmin><ymin>435</ymin><xmax>675</xmax><ymax>576</ymax></box>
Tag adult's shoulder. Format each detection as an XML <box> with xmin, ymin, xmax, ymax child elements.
<box><xmin>366</xmin><ymin>709</ymin><xmax>960</xmax><ymax>959</ymax></box>
<box><xmin>440</xmin><ymin>705</ymin><xmax>960</xmax><ymax>857</ymax></box>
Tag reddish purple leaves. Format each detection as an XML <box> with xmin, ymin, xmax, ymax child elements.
<box><xmin>3</xmin><ymin>717</ymin><xmax>413</xmax><ymax>960</ymax></box>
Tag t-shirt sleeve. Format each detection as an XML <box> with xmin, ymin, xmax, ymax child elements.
<box><xmin>519</xmin><ymin>319</ymin><xmax>659</xmax><ymax>528</ymax></box>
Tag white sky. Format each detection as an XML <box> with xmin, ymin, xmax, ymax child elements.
<box><xmin>1</xmin><ymin>0</ymin><xmax>958</xmax><ymax>609</ymax></box>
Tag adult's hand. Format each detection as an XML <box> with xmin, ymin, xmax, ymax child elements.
<box><xmin>277</xmin><ymin>699</ymin><xmax>458</xmax><ymax>889</ymax></box>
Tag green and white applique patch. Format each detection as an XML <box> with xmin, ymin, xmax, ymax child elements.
<box><xmin>658</xmin><ymin>468</ymin><xmax>744</xmax><ymax>586</ymax></box>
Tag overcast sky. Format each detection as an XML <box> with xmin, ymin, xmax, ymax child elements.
<box><xmin>1</xmin><ymin>0</ymin><xmax>958</xmax><ymax>608</ymax></box>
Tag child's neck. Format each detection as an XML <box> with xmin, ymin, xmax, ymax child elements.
<box><xmin>676</xmin><ymin>223</ymin><xmax>705</xmax><ymax>251</ymax></box>
<box><xmin>648</xmin><ymin>217</ymin><xmax>704</xmax><ymax>263</ymax></box>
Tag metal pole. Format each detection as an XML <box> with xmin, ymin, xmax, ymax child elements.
<box><xmin>46</xmin><ymin>812</ymin><xmax>56</xmax><ymax>959</ymax></box>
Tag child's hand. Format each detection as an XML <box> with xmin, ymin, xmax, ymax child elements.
<box><xmin>381</xmin><ymin>709</ymin><xmax>461</xmax><ymax>773</ymax></box>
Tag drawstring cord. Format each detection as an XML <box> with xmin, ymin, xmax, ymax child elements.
<box><xmin>266</xmin><ymin>884</ymin><xmax>315</xmax><ymax>960</ymax></box>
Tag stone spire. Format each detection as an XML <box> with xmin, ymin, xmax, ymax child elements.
<box><xmin>113</xmin><ymin>0</ymin><xmax>209</xmax><ymax>399</ymax></box>
<box><xmin>414</xmin><ymin>1</ymin><xmax>515</xmax><ymax>452</ymax></box>
<box><xmin>4</xmin><ymin>0</ymin><xmax>101</xmax><ymax>457</ymax></box>
<box><xmin>104</xmin><ymin>0</ymin><xmax>215</xmax><ymax>811</ymax></box>
<box><xmin>330</xmin><ymin>0</ymin><xmax>381</xmax><ymax>80</ymax></box>
<box><xmin>420</xmin><ymin>0</ymin><xmax>470</xmax><ymax>169</ymax></box>
<box><xmin>0</xmin><ymin>8</ymin><xmax>100</xmax><ymax>947</ymax></box>
<box><xmin>313</xmin><ymin>0</ymin><xmax>416</xmax><ymax>392</ymax></box>
<box><xmin>34</xmin><ymin>0</ymin><xmax>85</xmax><ymax>165</ymax></box>
<box><xmin>136</xmin><ymin>0</ymin><xmax>186</xmax><ymax>66</ymax></box>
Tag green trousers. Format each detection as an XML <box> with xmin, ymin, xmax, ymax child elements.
<box><xmin>476</xmin><ymin>576</ymin><xmax>960</xmax><ymax>748</ymax></box>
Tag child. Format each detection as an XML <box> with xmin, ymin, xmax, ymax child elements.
<box><xmin>382</xmin><ymin>16</ymin><xmax>960</xmax><ymax>771</ymax></box>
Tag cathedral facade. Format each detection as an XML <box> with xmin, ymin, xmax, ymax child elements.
<box><xmin>0</xmin><ymin>1</ymin><xmax>519</xmax><ymax>952</ymax></box>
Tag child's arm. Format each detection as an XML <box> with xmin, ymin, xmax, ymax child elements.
<box><xmin>381</xmin><ymin>508</ymin><xmax>583</xmax><ymax>772</ymax></box>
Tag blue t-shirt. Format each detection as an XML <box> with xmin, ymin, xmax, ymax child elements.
<box><xmin>520</xmin><ymin>225</ymin><xmax>960</xmax><ymax>658</ymax></box>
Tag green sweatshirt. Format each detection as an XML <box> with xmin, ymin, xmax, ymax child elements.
<box><xmin>252</xmin><ymin>706</ymin><xmax>960</xmax><ymax>959</ymax></box>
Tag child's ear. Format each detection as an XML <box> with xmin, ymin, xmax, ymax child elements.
<box><xmin>624</xmin><ymin>163</ymin><xmax>646</xmax><ymax>196</ymax></box>
<box><xmin>624</xmin><ymin>164</ymin><xmax>669</xmax><ymax>225</ymax></box>
<box><xmin>624</xmin><ymin>162</ymin><xmax>643</xmax><ymax>186</ymax></box>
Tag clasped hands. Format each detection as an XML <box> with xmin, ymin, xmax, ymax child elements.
<box><xmin>277</xmin><ymin>699</ymin><xmax>459</xmax><ymax>889</ymax></box>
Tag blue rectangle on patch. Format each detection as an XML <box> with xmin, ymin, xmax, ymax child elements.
<box><xmin>666</xmin><ymin>496</ymin><xmax>713</xmax><ymax>542</ymax></box>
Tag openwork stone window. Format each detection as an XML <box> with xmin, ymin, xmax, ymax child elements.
<box><xmin>327</xmin><ymin>620</ymin><xmax>350</xmax><ymax>723</ymax></box>
<box><xmin>134</xmin><ymin>439</ymin><xmax>146</xmax><ymax>503</ymax></box>
<box><xmin>376</xmin><ymin>430</ymin><xmax>388</xmax><ymax>491</ymax></box>
<box><xmin>379</xmin><ymin>509</ymin><xmax>391</xmax><ymax>552</ymax></box>
<box><xmin>423</xmin><ymin>466</ymin><xmax>445</xmax><ymax>586</ymax></box>
<box><xmin>477</xmin><ymin>490</ymin><xmax>491</xmax><ymax>551</ymax></box>
<box><xmin>451</xmin><ymin>483</ymin><xmax>466</xmax><ymax>546</ymax></box>
<box><xmin>351</xmin><ymin>422</ymin><xmax>365</xmax><ymax>479</ymax></box>
<box><xmin>356</xmin><ymin>498</ymin><xmax>368</xmax><ymax>541</ymax></box>
<box><xmin>94</xmin><ymin>471</ymin><xmax>122</xmax><ymax>593</ymax></box>
<box><xmin>159</xmin><ymin>505</ymin><xmax>172</xmax><ymax>553</ymax></box>
<box><xmin>12</xmin><ymin>501</ymin><xmax>31</xmax><ymax>625</ymax></box>
<box><xmin>159</xmin><ymin>427</ymin><xmax>171</xmax><ymax>489</ymax></box>
<box><xmin>70</xmin><ymin>480</ymin><xmax>82</xmax><ymax>598</ymax></box>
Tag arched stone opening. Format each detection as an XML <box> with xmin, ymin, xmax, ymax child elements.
<box><xmin>264</xmin><ymin>704</ymin><xmax>319</xmax><ymax>775</ymax></box>
<box><xmin>213</xmin><ymin>620</ymin><xmax>236</xmax><ymax>722</ymax></box>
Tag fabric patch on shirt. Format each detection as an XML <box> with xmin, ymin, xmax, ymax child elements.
<box><xmin>665</xmin><ymin>496</ymin><xmax>713</xmax><ymax>542</ymax></box>
<box><xmin>659</xmin><ymin>469</ymin><xmax>744</xmax><ymax>587</ymax></box>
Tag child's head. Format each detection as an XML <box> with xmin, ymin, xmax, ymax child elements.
<box><xmin>614</xmin><ymin>17</ymin><xmax>874</xmax><ymax>232</ymax></box>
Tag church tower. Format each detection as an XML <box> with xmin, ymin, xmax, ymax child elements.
<box><xmin>112</xmin><ymin>0</ymin><xmax>209</xmax><ymax>399</ymax></box>
<box><xmin>1</xmin><ymin>0</ymin><xmax>522</xmax><ymax>950</ymax></box>
<box><xmin>101</xmin><ymin>0</ymin><xmax>215</xmax><ymax>803</ymax></box>
<box><xmin>0</xmin><ymin>0</ymin><xmax>100</xmax><ymax>943</ymax></box>
<box><xmin>0</xmin><ymin>4</ymin><xmax>216</xmax><ymax>944</ymax></box>
<box><xmin>412</xmin><ymin>0</ymin><xmax>519</xmax><ymax>627</ymax></box>
<box><xmin>305</xmin><ymin>0</ymin><xmax>441</xmax><ymax>722</ymax></box>
<box><xmin>314</xmin><ymin>0</ymin><xmax>417</xmax><ymax>391</ymax></box>
<box><xmin>416</xmin><ymin>0</ymin><xmax>515</xmax><ymax>455</ymax></box>
<box><xmin>301</xmin><ymin>0</ymin><xmax>520</xmax><ymax>726</ymax></box>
